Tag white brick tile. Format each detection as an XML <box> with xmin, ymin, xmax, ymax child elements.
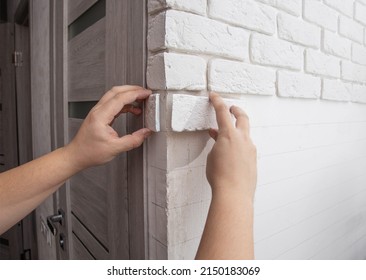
<box><xmin>342</xmin><ymin>60</ymin><xmax>366</xmax><ymax>83</ymax></box>
<box><xmin>170</xmin><ymin>94</ymin><xmax>246</xmax><ymax>132</ymax></box>
<box><xmin>339</xmin><ymin>16</ymin><xmax>364</xmax><ymax>44</ymax></box>
<box><xmin>277</xmin><ymin>71</ymin><xmax>321</xmax><ymax>99</ymax></box>
<box><xmin>147</xmin><ymin>53</ymin><xmax>207</xmax><ymax>91</ymax></box>
<box><xmin>257</xmin><ymin>0</ymin><xmax>302</xmax><ymax>16</ymax></box>
<box><xmin>303</xmin><ymin>0</ymin><xmax>338</xmax><ymax>31</ymax></box>
<box><xmin>148</xmin><ymin>10</ymin><xmax>249</xmax><ymax>60</ymax></box>
<box><xmin>323</xmin><ymin>30</ymin><xmax>352</xmax><ymax>59</ymax></box>
<box><xmin>323</xmin><ymin>0</ymin><xmax>354</xmax><ymax>17</ymax></box>
<box><xmin>322</xmin><ymin>79</ymin><xmax>352</xmax><ymax>102</ymax></box>
<box><xmin>209</xmin><ymin>59</ymin><xmax>276</xmax><ymax>96</ymax></box>
<box><xmin>355</xmin><ymin>2</ymin><xmax>366</xmax><ymax>26</ymax></box>
<box><xmin>305</xmin><ymin>49</ymin><xmax>340</xmax><ymax>78</ymax></box>
<box><xmin>278</xmin><ymin>13</ymin><xmax>321</xmax><ymax>48</ymax></box>
<box><xmin>148</xmin><ymin>0</ymin><xmax>207</xmax><ymax>15</ymax></box>
<box><xmin>251</xmin><ymin>34</ymin><xmax>303</xmax><ymax>70</ymax></box>
<box><xmin>352</xmin><ymin>84</ymin><xmax>366</xmax><ymax>103</ymax></box>
<box><xmin>352</xmin><ymin>43</ymin><xmax>366</xmax><ymax>65</ymax></box>
<box><xmin>209</xmin><ymin>0</ymin><xmax>276</xmax><ymax>35</ymax></box>
<box><xmin>145</xmin><ymin>94</ymin><xmax>160</xmax><ymax>132</ymax></box>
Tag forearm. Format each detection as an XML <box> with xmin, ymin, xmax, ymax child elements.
<box><xmin>196</xmin><ymin>190</ymin><xmax>254</xmax><ymax>260</ymax></box>
<box><xmin>0</xmin><ymin>147</ymin><xmax>80</xmax><ymax>234</ymax></box>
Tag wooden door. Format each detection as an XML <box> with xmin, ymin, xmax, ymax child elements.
<box><xmin>0</xmin><ymin>20</ymin><xmax>37</xmax><ymax>259</ymax></box>
<box><xmin>54</xmin><ymin>0</ymin><xmax>147</xmax><ymax>260</ymax></box>
<box><xmin>30</xmin><ymin>0</ymin><xmax>58</xmax><ymax>259</ymax></box>
<box><xmin>0</xmin><ymin>23</ymin><xmax>23</xmax><ymax>260</ymax></box>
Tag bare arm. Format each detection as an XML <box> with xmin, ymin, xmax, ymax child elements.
<box><xmin>196</xmin><ymin>93</ymin><xmax>257</xmax><ymax>260</ymax></box>
<box><xmin>0</xmin><ymin>86</ymin><xmax>152</xmax><ymax>235</ymax></box>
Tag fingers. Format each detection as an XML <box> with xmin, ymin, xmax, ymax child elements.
<box><xmin>208</xmin><ymin>128</ymin><xmax>218</xmax><ymax>141</ymax></box>
<box><xmin>97</xmin><ymin>85</ymin><xmax>145</xmax><ymax>106</ymax></box>
<box><xmin>120</xmin><ymin>104</ymin><xmax>142</xmax><ymax>115</ymax></box>
<box><xmin>116</xmin><ymin>128</ymin><xmax>152</xmax><ymax>152</ymax></box>
<box><xmin>99</xmin><ymin>89</ymin><xmax>152</xmax><ymax>123</ymax></box>
<box><xmin>230</xmin><ymin>106</ymin><xmax>250</xmax><ymax>136</ymax></box>
<box><xmin>209</xmin><ymin>92</ymin><xmax>233</xmax><ymax>130</ymax></box>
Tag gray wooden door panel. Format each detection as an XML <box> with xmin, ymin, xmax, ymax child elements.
<box><xmin>72</xmin><ymin>233</ymin><xmax>95</xmax><ymax>260</ymax></box>
<box><xmin>71</xmin><ymin>215</ymin><xmax>108</xmax><ymax>259</ymax></box>
<box><xmin>68</xmin><ymin>117</ymin><xmax>109</xmax><ymax>247</ymax></box>
<box><xmin>15</xmin><ymin>24</ymin><xmax>32</xmax><ymax>166</ymax></box>
<box><xmin>70</xmin><ymin>179</ymin><xmax>108</xmax><ymax>247</ymax></box>
<box><xmin>68</xmin><ymin>18</ymin><xmax>105</xmax><ymax>102</ymax></box>
<box><xmin>30</xmin><ymin>0</ymin><xmax>58</xmax><ymax>259</ymax></box>
<box><xmin>57</xmin><ymin>0</ymin><xmax>146</xmax><ymax>259</ymax></box>
<box><xmin>68</xmin><ymin>0</ymin><xmax>99</xmax><ymax>25</ymax></box>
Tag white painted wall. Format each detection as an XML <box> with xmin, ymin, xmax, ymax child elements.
<box><xmin>146</xmin><ymin>0</ymin><xmax>366</xmax><ymax>259</ymax></box>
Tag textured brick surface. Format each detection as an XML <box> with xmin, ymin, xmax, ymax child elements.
<box><xmin>148</xmin><ymin>10</ymin><xmax>249</xmax><ymax>60</ymax></box>
<box><xmin>147</xmin><ymin>53</ymin><xmax>206</xmax><ymax>91</ymax></box>
<box><xmin>305</xmin><ymin>49</ymin><xmax>340</xmax><ymax>78</ymax></box>
<box><xmin>278</xmin><ymin>71</ymin><xmax>321</xmax><ymax>99</ymax></box>
<box><xmin>304</xmin><ymin>0</ymin><xmax>338</xmax><ymax>31</ymax></box>
<box><xmin>257</xmin><ymin>0</ymin><xmax>302</xmax><ymax>16</ymax></box>
<box><xmin>209</xmin><ymin>59</ymin><xmax>276</xmax><ymax>96</ymax></box>
<box><xmin>342</xmin><ymin>61</ymin><xmax>366</xmax><ymax>83</ymax></box>
<box><xmin>251</xmin><ymin>34</ymin><xmax>303</xmax><ymax>70</ymax></box>
<box><xmin>209</xmin><ymin>0</ymin><xmax>276</xmax><ymax>34</ymax></box>
<box><xmin>146</xmin><ymin>0</ymin><xmax>366</xmax><ymax>261</ymax></box>
<box><xmin>171</xmin><ymin>94</ymin><xmax>246</xmax><ymax>132</ymax></box>
<box><xmin>323</xmin><ymin>30</ymin><xmax>351</xmax><ymax>59</ymax></box>
<box><xmin>323</xmin><ymin>0</ymin><xmax>354</xmax><ymax>17</ymax></box>
<box><xmin>322</xmin><ymin>79</ymin><xmax>352</xmax><ymax>102</ymax></box>
<box><xmin>355</xmin><ymin>2</ymin><xmax>366</xmax><ymax>26</ymax></box>
<box><xmin>352</xmin><ymin>43</ymin><xmax>366</xmax><ymax>66</ymax></box>
<box><xmin>339</xmin><ymin>16</ymin><xmax>364</xmax><ymax>44</ymax></box>
<box><xmin>148</xmin><ymin>0</ymin><xmax>207</xmax><ymax>15</ymax></box>
<box><xmin>278</xmin><ymin>13</ymin><xmax>321</xmax><ymax>48</ymax></box>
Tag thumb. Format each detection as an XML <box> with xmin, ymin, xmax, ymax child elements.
<box><xmin>117</xmin><ymin>128</ymin><xmax>152</xmax><ymax>152</ymax></box>
<box><xmin>208</xmin><ymin>128</ymin><xmax>218</xmax><ymax>141</ymax></box>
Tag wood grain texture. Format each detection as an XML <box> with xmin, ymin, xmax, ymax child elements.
<box><xmin>51</xmin><ymin>0</ymin><xmax>72</xmax><ymax>260</ymax></box>
<box><xmin>30</xmin><ymin>0</ymin><xmax>57</xmax><ymax>259</ymax></box>
<box><xmin>72</xmin><ymin>233</ymin><xmax>95</xmax><ymax>260</ymax></box>
<box><xmin>15</xmin><ymin>22</ymin><xmax>39</xmax><ymax>260</ymax></box>
<box><xmin>68</xmin><ymin>18</ymin><xmax>105</xmax><ymax>102</ymax></box>
<box><xmin>71</xmin><ymin>215</ymin><xmax>108</xmax><ymax>259</ymax></box>
<box><xmin>15</xmin><ymin>24</ymin><xmax>33</xmax><ymax>165</ymax></box>
<box><xmin>69</xmin><ymin>116</ymin><xmax>109</xmax><ymax>247</ymax></box>
<box><xmin>126</xmin><ymin>0</ymin><xmax>148</xmax><ymax>259</ymax></box>
<box><xmin>105</xmin><ymin>0</ymin><xmax>130</xmax><ymax>260</ymax></box>
<box><xmin>0</xmin><ymin>24</ymin><xmax>18</xmax><ymax>170</ymax></box>
<box><xmin>68</xmin><ymin>0</ymin><xmax>98</xmax><ymax>25</ymax></box>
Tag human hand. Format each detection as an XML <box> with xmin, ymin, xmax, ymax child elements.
<box><xmin>206</xmin><ymin>93</ymin><xmax>257</xmax><ymax>202</ymax></box>
<box><xmin>65</xmin><ymin>86</ymin><xmax>152</xmax><ymax>170</ymax></box>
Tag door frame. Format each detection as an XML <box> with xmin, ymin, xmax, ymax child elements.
<box><xmin>51</xmin><ymin>0</ymin><xmax>148</xmax><ymax>259</ymax></box>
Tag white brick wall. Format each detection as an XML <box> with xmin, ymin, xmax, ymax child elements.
<box><xmin>304</xmin><ymin>0</ymin><xmax>338</xmax><ymax>31</ymax></box>
<box><xmin>323</xmin><ymin>30</ymin><xmax>351</xmax><ymax>59</ymax></box>
<box><xmin>146</xmin><ymin>0</ymin><xmax>366</xmax><ymax>260</ymax></box>
<box><xmin>339</xmin><ymin>16</ymin><xmax>364</xmax><ymax>44</ymax></box>
<box><xmin>209</xmin><ymin>59</ymin><xmax>276</xmax><ymax>95</ymax></box>
<box><xmin>278</xmin><ymin>13</ymin><xmax>321</xmax><ymax>48</ymax></box>
<box><xmin>305</xmin><ymin>49</ymin><xmax>340</xmax><ymax>78</ymax></box>
<box><xmin>251</xmin><ymin>34</ymin><xmax>303</xmax><ymax>70</ymax></box>
<box><xmin>209</xmin><ymin>0</ymin><xmax>277</xmax><ymax>35</ymax></box>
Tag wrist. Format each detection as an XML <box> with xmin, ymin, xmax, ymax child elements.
<box><xmin>211</xmin><ymin>186</ymin><xmax>254</xmax><ymax>209</ymax></box>
<box><xmin>60</xmin><ymin>145</ymin><xmax>85</xmax><ymax>174</ymax></box>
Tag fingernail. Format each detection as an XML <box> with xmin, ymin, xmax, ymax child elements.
<box><xmin>143</xmin><ymin>128</ymin><xmax>153</xmax><ymax>136</ymax></box>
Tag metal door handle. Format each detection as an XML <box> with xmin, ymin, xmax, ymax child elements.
<box><xmin>47</xmin><ymin>209</ymin><xmax>64</xmax><ymax>236</ymax></box>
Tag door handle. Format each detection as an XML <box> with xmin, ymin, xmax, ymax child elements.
<box><xmin>47</xmin><ymin>209</ymin><xmax>64</xmax><ymax>236</ymax></box>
